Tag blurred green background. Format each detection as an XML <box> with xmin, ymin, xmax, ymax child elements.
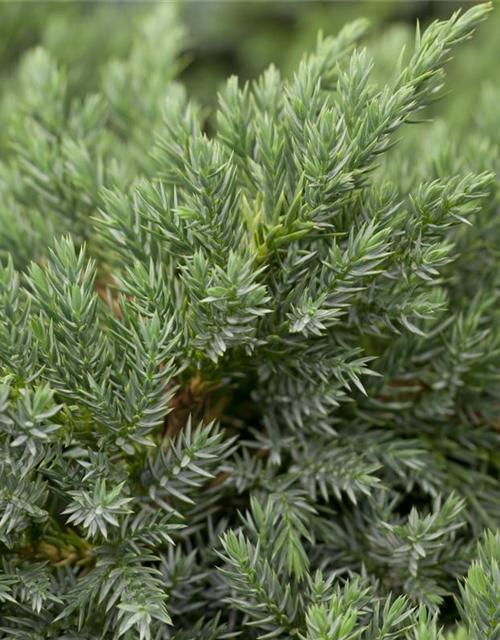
<box><xmin>0</xmin><ymin>1</ymin><xmax>497</xmax><ymax>113</ymax></box>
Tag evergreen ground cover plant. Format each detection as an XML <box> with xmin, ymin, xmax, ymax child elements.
<box><xmin>1</xmin><ymin>3</ymin><xmax>500</xmax><ymax>639</ymax></box>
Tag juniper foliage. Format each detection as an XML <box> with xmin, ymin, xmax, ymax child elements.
<box><xmin>0</xmin><ymin>4</ymin><xmax>500</xmax><ymax>640</ymax></box>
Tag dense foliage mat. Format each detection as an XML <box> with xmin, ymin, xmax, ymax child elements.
<box><xmin>1</xmin><ymin>3</ymin><xmax>500</xmax><ymax>639</ymax></box>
